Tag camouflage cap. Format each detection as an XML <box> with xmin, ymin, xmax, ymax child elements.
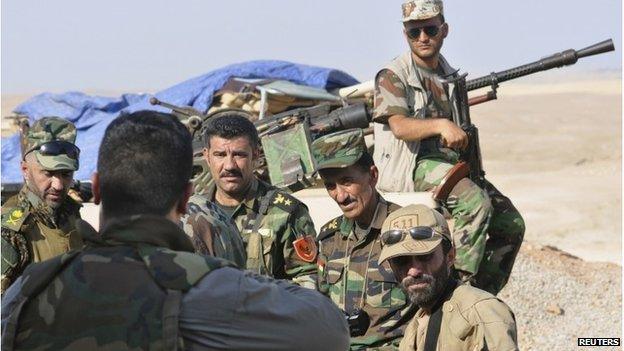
<box><xmin>311</xmin><ymin>129</ymin><xmax>366</xmax><ymax>170</ymax></box>
<box><xmin>402</xmin><ymin>0</ymin><xmax>444</xmax><ymax>22</ymax></box>
<box><xmin>22</xmin><ymin>117</ymin><xmax>79</xmax><ymax>171</ymax></box>
<box><xmin>379</xmin><ymin>204</ymin><xmax>451</xmax><ymax>263</ymax></box>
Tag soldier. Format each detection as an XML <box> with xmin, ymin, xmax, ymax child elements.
<box><xmin>1</xmin><ymin>111</ymin><xmax>350</xmax><ymax>351</ymax></box>
<box><xmin>313</xmin><ymin>129</ymin><xmax>410</xmax><ymax>350</ymax></box>
<box><xmin>373</xmin><ymin>0</ymin><xmax>525</xmax><ymax>294</ymax></box>
<box><xmin>378</xmin><ymin>204</ymin><xmax>518</xmax><ymax>350</ymax></box>
<box><xmin>186</xmin><ymin>113</ymin><xmax>318</xmax><ymax>288</ymax></box>
<box><xmin>1</xmin><ymin>117</ymin><xmax>83</xmax><ymax>293</ymax></box>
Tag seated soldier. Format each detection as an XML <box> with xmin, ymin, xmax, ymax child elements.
<box><xmin>379</xmin><ymin>204</ymin><xmax>519</xmax><ymax>350</ymax></box>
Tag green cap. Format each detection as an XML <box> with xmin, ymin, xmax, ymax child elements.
<box><xmin>22</xmin><ymin>117</ymin><xmax>79</xmax><ymax>171</ymax></box>
<box><xmin>311</xmin><ymin>129</ymin><xmax>366</xmax><ymax>170</ymax></box>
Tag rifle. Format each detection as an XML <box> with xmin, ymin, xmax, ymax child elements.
<box><xmin>432</xmin><ymin>39</ymin><xmax>615</xmax><ymax>201</ymax></box>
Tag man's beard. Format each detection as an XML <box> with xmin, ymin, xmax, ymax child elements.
<box><xmin>400</xmin><ymin>261</ymin><xmax>450</xmax><ymax>307</ymax></box>
<box><xmin>25</xmin><ymin>179</ymin><xmax>64</xmax><ymax>210</ymax></box>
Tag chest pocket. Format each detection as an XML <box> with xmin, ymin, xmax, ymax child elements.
<box><xmin>324</xmin><ymin>246</ymin><xmax>346</xmax><ymax>285</ymax></box>
<box><xmin>245</xmin><ymin>228</ymin><xmax>275</xmax><ymax>274</ymax></box>
<box><xmin>365</xmin><ymin>261</ymin><xmax>406</xmax><ymax>309</ymax></box>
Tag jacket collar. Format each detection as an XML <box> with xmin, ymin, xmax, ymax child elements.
<box><xmin>339</xmin><ymin>193</ymin><xmax>390</xmax><ymax>241</ymax></box>
<box><xmin>405</xmin><ymin>52</ymin><xmax>456</xmax><ymax>90</ymax></box>
<box><xmin>206</xmin><ymin>178</ymin><xmax>263</xmax><ymax>216</ymax></box>
<box><xmin>80</xmin><ymin>215</ymin><xmax>195</xmax><ymax>252</ymax></box>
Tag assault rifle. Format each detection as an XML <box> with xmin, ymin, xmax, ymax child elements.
<box><xmin>432</xmin><ymin>39</ymin><xmax>615</xmax><ymax>201</ymax></box>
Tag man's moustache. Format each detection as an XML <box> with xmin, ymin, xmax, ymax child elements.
<box><xmin>220</xmin><ymin>171</ymin><xmax>242</xmax><ymax>177</ymax></box>
<box><xmin>404</xmin><ymin>275</ymin><xmax>434</xmax><ymax>286</ymax></box>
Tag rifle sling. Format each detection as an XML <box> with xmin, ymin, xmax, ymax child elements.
<box><xmin>423</xmin><ymin>279</ymin><xmax>458</xmax><ymax>351</ymax></box>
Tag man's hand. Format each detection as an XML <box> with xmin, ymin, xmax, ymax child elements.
<box><xmin>387</xmin><ymin>115</ymin><xmax>469</xmax><ymax>151</ymax></box>
<box><xmin>437</xmin><ymin>119</ymin><xmax>468</xmax><ymax>150</ymax></box>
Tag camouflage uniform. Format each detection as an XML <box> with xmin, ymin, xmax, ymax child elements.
<box><xmin>378</xmin><ymin>203</ymin><xmax>519</xmax><ymax>351</ymax></box>
<box><xmin>1</xmin><ymin>117</ymin><xmax>82</xmax><ymax>294</ymax></box>
<box><xmin>181</xmin><ymin>194</ymin><xmax>247</xmax><ymax>267</ymax></box>
<box><xmin>202</xmin><ymin>179</ymin><xmax>318</xmax><ymax>288</ymax></box>
<box><xmin>372</xmin><ymin>0</ymin><xmax>525</xmax><ymax>294</ymax></box>
<box><xmin>1</xmin><ymin>215</ymin><xmax>235</xmax><ymax>350</ymax></box>
<box><xmin>318</xmin><ymin>197</ymin><xmax>410</xmax><ymax>349</ymax></box>
<box><xmin>312</xmin><ymin>129</ymin><xmax>411</xmax><ymax>349</ymax></box>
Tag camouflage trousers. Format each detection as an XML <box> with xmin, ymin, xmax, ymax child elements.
<box><xmin>414</xmin><ymin>158</ymin><xmax>525</xmax><ymax>295</ymax></box>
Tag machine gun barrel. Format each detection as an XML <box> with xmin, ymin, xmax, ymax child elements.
<box><xmin>149</xmin><ymin>97</ymin><xmax>204</xmax><ymax>130</ymax></box>
<box><xmin>465</xmin><ymin>39</ymin><xmax>615</xmax><ymax>91</ymax></box>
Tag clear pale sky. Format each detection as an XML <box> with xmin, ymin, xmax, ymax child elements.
<box><xmin>2</xmin><ymin>0</ymin><xmax>621</xmax><ymax>94</ymax></box>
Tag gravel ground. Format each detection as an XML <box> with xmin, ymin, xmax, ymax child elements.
<box><xmin>498</xmin><ymin>243</ymin><xmax>622</xmax><ymax>350</ymax></box>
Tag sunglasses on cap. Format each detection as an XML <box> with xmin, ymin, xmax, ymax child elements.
<box><xmin>381</xmin><ymin>226</ymin><xmax>448</xmax><ymax>246</ymax></box>
<box><xmin>405</xmin><ymin>25</ymin><xmax>442</xmax><ymax>40</ymax></box>
<box><xmin>25</xmin><ymin>140</ymin><xmax>80</xmax><ymax>160</ymax></box>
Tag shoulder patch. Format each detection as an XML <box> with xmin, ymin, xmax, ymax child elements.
<box><xmin>318</xmin><ymin>216</ymin><xmax>343</xmax><ymax>241</ymax></box>
<box><xmin>270</xmin><ymin>191</ymin><xmax>302</xmax><ymax>213</ymax></box>
<box><xmin>1</xmin><ymin>205</ymin><xmax>30</xmax><ymax>232</ymax></box>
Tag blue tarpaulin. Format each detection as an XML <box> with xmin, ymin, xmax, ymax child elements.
<box><xmin>1</xmin><ymin>60</ymin><xmax>359</xmax><ymax>183</ymax></box>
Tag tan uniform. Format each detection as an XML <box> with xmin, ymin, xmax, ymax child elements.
<box><xmin>1</xmin><ymin>186</ymin><xmax>82</xmax><ymax>292</ymax></box>
<box><xmin>399</xmin><ymin>284</ymin><xmax>518</xmax><ymax>351</ymax></box>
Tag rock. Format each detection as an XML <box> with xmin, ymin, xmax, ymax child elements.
<box><xmin>545</xmin><ymin>303</ymin><xmax>564</xmax><ymax>315</ymax></box>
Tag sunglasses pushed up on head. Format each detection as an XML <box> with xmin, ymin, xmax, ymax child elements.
<box><xmin>381</xmin><ymin>226</ymin><xmax>449</xmax><ymax>246</ymax></box>
<box><xmin>24</xmin><ymin>140</ymin><xmax>80</xmax><ymax>160</ymax></box>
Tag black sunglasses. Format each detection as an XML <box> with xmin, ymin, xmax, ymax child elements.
<box><xmin>27</xmin><ymin>140</ymin><xmax>80</xmax><ymax>160</ymax></box>
<box><xmin>405</xmin><ymin>25</ymin><xmax>442</xmax><ymax>40</ymax></box>
<box><xmin>381</xmin><ymin>226</ymin><xmax>447</xmax><ymax>246</ymax></box>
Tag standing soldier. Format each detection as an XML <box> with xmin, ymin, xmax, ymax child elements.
<box><xmin>313</xmin><ymin>129</ymin><xmax>411</xmax><ymax>350</ymax></box>
<box><xmin>1</xmin><ymin>117</ymin><xmax>83</xmax><ymax>293</ymax></box>
<box><xmin>184</xmin><ymin>113</ymin><xmax>318</xmax><ymax>288</ymax></box>
<box><xmin>373</xmin><ymin>0</ymin><xmax>525</xmax><ymax>294</ymax></box>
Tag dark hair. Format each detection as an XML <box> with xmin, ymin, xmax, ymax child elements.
<box><xmin>97</xmin><ymin>111</ymin><xmax>193</xmax><ymax>217</ymax></box>
<box><xmin>202</xmin><ymin>113</ymin><xmax>259</xmax><ymax>149</ymax></box>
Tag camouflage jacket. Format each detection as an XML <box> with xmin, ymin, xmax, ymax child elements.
<box><xmin>1</xmin><ymin>186</ymin><xmax>82</xmax><ymax>293</ymax></box>
<box><xmin>317</xmin><ymin>195</ymin><xmax>410</xmax><ymax>350</ymax></box>
<box><xmin>372</xmin><ymin>52</ymin><xmax>457</xmax><ymax>192</ymax></box>
<box><xmin>181</xmin><ymin>194</ymin><xmax>246</xmax><ymax>267</ymax></box>
<box><xmin>205</xmin><ymin>179</ymin><xmax>318</xmax><ymax>288</ymax></box>
<box><xmin>399</xmin><ymin>283</ymin><xmax>518</xmax><ymax>351</ymax></box>
<box><xmin>1</xmin><ymin>215</ymin><xmax>234</xmax><ymax>351</ymax></box>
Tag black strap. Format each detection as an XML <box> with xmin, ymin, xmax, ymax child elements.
<box><xmin>423</xmin><ymin>279</ymin><xmax>458</xmax><ymax>351</ymax></box>
<box><xmin>424</xmin><ymin>304</ymin><xmax>443</xmax><ymax>351</ymax></box>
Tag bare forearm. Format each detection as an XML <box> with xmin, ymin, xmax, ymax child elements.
<box><xmin>387</xmin><ymin>114</ymin><xmax>468</xmax><ymax>149</ymax></box>
<box><xmin>387</xmin><ymin>114</ymin><xmax>444</xmax><ymax>141</ymax></box>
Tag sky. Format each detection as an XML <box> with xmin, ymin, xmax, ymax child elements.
<box><xmin>2</xmin><ymin>0</ymin><xmax>621</xmax><ymax>95</ymax></box>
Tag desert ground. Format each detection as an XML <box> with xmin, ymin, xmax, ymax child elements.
<box><xmin>1</xmin><ymin>73</ymin><xmax>622</xmax><ymax>350</ymax></box>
